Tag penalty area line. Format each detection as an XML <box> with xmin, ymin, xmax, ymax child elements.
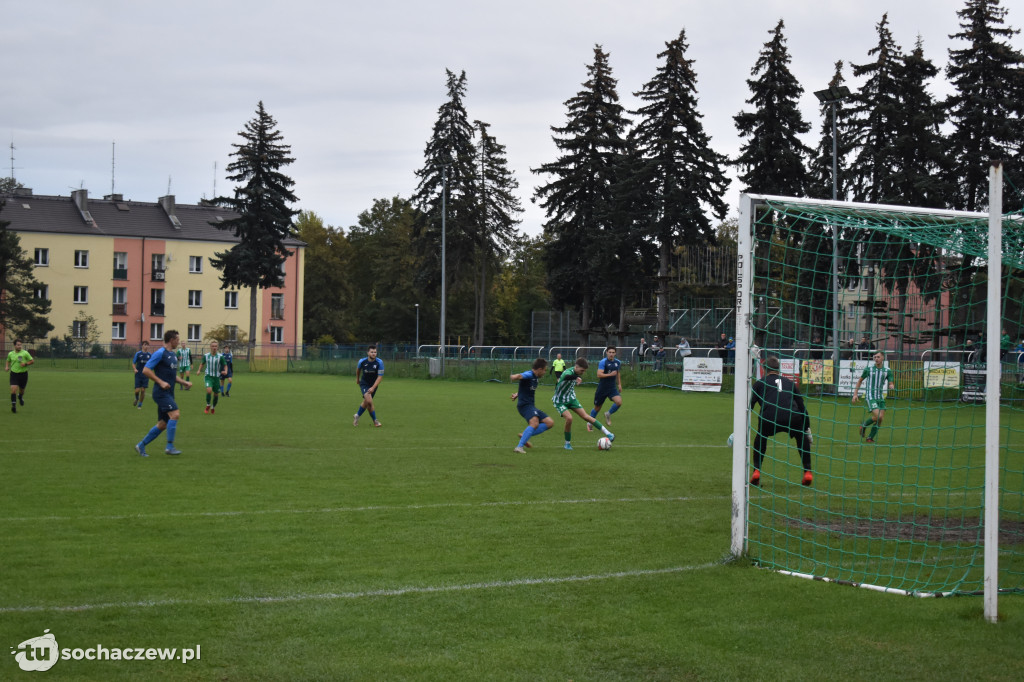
<box><xmin>0</xmin><ymin>562</ymin><xmax>719</xmax><ymax>614</ymax></box>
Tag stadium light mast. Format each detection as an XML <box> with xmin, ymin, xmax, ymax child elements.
<box><xmin>415</xmin><ymin>303</ymin><xmax>420</xmax><ymax>354</ymax></box>
<box><xmin>814</xmin><ymin>84</ymin><xmax>852</xmax><ymax>389</ymax></box>
<box><xmin>439</xmin><ymin>165</ymin><xmax>447</xmax><ymax>377</ymax></box>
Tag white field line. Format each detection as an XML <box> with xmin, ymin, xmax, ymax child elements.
<box><xmin>0</xmin><ymin>495</ymin><xmax>727</xmax><ymax>523</ymax></box>
<box><xmin>0</xmin><ymin>562</ymin><xmax>719</xmax><ymax>614</ymax></box>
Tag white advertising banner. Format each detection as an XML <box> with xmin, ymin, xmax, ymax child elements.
<box><xmin>681</xmin><ymin>356</ymin><xmax>724</xmax><ymax>392</ymax></box>
<box><xmin>836</xmin><ymin>359</ymin><xmax>890</xmax><ymax>396</ymax></box>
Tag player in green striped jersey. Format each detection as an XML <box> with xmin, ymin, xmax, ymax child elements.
<box><xmin>198</xmin><ymin>340</ymin><xmax>228</xmax><ymax>414</ymax></box>
<box><xmin>852</xmin><ymin>351</ymin><xmax>895</xmax><ymax>443</ymax></box>
<box><xmin>552</xmin><ymin>358</ymin><xmax>614</xmax><ymax>451</ymax></box>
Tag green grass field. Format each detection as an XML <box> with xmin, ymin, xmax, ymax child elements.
<box><xmin>1</xmin><ymin>370</ymin><xmax>1022</xmax><ymax>681</ymax></box>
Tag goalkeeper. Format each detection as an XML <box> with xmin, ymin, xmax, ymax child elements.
<box><xmin>749</xmin><ymin>356</ymin><xmax>813</xmax><ymax>487</ymax></box>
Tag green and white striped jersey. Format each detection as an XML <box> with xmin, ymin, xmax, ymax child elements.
<box><xmin>552</xmin><ymin>368</ymin><xmax>579</xmax><ymax>404</ymax></box>
<box><xmin>203</xmin><ymin>352</ymin><xmax>224</xmax><ymax>377</ymax></box>
<box><xmin>859</xmin><ymin>364</ymin><xmax>893</xmax><ymax>400</ymax></box>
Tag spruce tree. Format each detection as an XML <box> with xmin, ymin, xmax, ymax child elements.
<box><xmin>847</xmin><ymin>13</ymin><xmax>904</xmax><ymax>204</ymax></box>
<box><xmin>631</xmin><ymin>28</ymin><xmax>729</xmax><ymax>333</ymax></box>
<box><xmin>734</xmin><ymin>19</ymin><xmax>811</xmax><ymax>198</ymax></box>
<box><xmin>533</xmin><ymin>45</ymin><xmax>632</xmax><ymax>342</ymax></box>
<box><xmin>211</xmin><ymin>101</ymin><xmax>299</xmax><ymax>358</ymax></box>
<box><xmin>808</xmin><ymin>61</ymin><xmax>854</xmax><ymax>201</ymax></box>
<box><xmin>0</xmin><ymin>200</ymin><xmax>54</xmax><ymax>343</ymax></box>
<box><xmin>890</xmin><ymin>37</ymin><xmax>951</xmax><ymax>209</ymax></box>
<box><xmin>411</xmin><ymin>70</ymin><xmax>480</xmax><ymax>338</ymax></box>
<box><xmin>945</xmin><ymin>0</ymin><xmax>1024</xmax><ymax>211</ymax></box>
<box><xmin>473</xmin><ymin>120</ymin><xmax>522</xmax><ymax>345</ymax></box>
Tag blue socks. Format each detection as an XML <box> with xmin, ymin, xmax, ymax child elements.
<box><xmin>141</xmin><ymin>425</ymin><xmax>162</xmax><ymax>446</ymax></box>
<box><xmin>166</xmin><ymin>419</ymin><xmax>178</xmax><ymax>446</ymax></box>
<box><xmin>518</xmin><ymin>426</ymin><xmax>536</xmax><ymax>448</ymax></box>
<box><xmin>370</xmin><ymin>411</ymin><xmax>376</xmax><ymax>421</ymax></box>
<box><xmin>356</xmin><ymin>406</ymin><xmax>366</xmax><ymax>417</ymax></box>
<box><xmin>608</xmin><ymin>404</ymin><xmax>620</xmax><ymax>415</ymax></box>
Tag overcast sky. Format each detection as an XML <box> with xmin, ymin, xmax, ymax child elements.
<box><xmin>5</xmin><ymin>0</ymin><xmax>987</xmax><ymax>236</ymax></box>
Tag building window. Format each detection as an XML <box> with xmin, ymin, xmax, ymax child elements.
<box><xmin>73</xmin><ymin>285</ymin><xmax>89</xmax><ymax>304</ymax></box>
<box><xmin>112</xmin><ymin>322</ymin><xmax>126</xmax><ymax>340</ymax></box>
<box><xmin>35</xmin><ymin>248</ymin><xmax>49</xmax><ymax>266</ymax></box>
<box><xmin>226</xmin><ymin>325</ymin><xmax>238</xmax><ymax>342</ymax></box>
<box><xmin>189</xmin><ymin>255</ymin><xmax>203</xmax><ymax>273</ymax></box>
<box><xmin>269</xmin><ymin>326</ymin><xmax>283</xmax><ymax>343</ymax></box>
<box><xmin>847</xmin><ymin>303</ymin><xmax>858</xmax><ymax>319</ymax></box>
<box><xmin>151</xmin><ymin>288</ymin><xmax>165</xmax><ymax>317</ymax></box>
<box><xmin>188</xmin><ymin>290</ymin><xmax>203</xmax><ymax>308</ymax></box>
<box><xmin>113</xmin><ymin>287</ymin><xmax>127</xmax><ymax>315</ymax></box>
<box><xmin>34</xmin><ymin>285</ymin><xmax>48</xmax><ymax>300</ymax></box>
<box><xmin>72</xmin><ymin>320</ymin><xmax>88</xmax><ymax>338</ymax></box>
<box><xmin>74</xmin><ymin>250</ymin><xmax>89</xmax><ymax>268</ymax></box>
<box><xmin>188</xmin><ymin>324</ymin><xmax>201</xmax><ymax>342</ymax></box>
<box><xmin>225</xmin><ymin>291</ymin><xmax>238</xmax><ymax>309</ymax></box>
<box><xmin>113</xmin><ymin>252</ymin><xmax>128</xmax><ymax>279</ymax></box>
<box><xmin>150</xmin><ymin>323</ymin><xmax>164</xmax><ymax>341</ymax></box>
<box><xmin>152</xmin><ymin>254</ymin><xmax>165</xmax><ymax>281</ymax></box>
<box><xmin>270</xmin><ymin>293</ymin><xmax>284</xmax><ymax>319</ymax></box>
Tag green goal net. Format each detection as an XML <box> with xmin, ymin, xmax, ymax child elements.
<box><xmin>731</xmin><ymin>191</ymin><xmax>1024</xmax><ymax>601</ymax></box>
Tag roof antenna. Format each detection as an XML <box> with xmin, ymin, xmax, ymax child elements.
<box><xmin>167</xmin><ymin>175</ymin><xmax>172</xmax><ymax>195</ymax></box>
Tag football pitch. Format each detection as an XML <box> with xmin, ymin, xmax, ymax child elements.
<box><xmin>1</xmin><ymin>370</ymin><xmax>1022</xmax><ymax>680</ymax></box>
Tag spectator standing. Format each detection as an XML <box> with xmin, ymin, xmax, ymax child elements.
<box><xmin>650</xmin><ymin>336</ymin><xmax>665</xmax><ymax>371</ymax></box>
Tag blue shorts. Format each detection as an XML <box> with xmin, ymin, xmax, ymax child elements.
<box><xmin>134</xmin><ymin>373</ymin><xmax>150</xmax><ymax>389</ymax></box>
<box><xmin>518</xmin><ymin>403</ymin><xmax>549</xmax><ymax>423</ymax></box>
<box><xmin>153</xmin><ymin>394</ymin><xmax>179</xmax><ymax>423</ymax></box>
<box><xmin>593</xmin><ymin>384</ymin><xmax>621</xmax><ymax>406</ymax></box>
<box><xmin>224</xmin><ymin>369</ymin><xmax>233</xmax><ymax>378</ymax></box>
<box><xmin>359</xmin><ymin>383</ymin><xmax>378</xmax><ymax>398</ymax></box>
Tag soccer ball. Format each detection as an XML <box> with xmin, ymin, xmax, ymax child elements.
<box><xmin>727</xmin><ymin>433</ymin><xmax>734</xmax><ymax>447</ymax></box>
<box><xmin>597</xmin><ymin>437</ymin><xmax>612</xmax><ymax>451</ymax></box>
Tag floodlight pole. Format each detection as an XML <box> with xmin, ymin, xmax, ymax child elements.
<box><xmin>415</xmin><ymin>303</ymin><xmax>420</xmax><ymax>354</ymax></box>
<box><xmin>815</xmin><ymin>85</ymin><xmax>852</xmax><ymax>390</ymax></box>
<box><xmin>439</xmin><ymin>166</ymin><xmax>447</xmax><ymax>378</ymax></box>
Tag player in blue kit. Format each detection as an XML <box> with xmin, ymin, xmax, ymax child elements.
<box><xmin>135</xmin><ymin>330</ymin><xmax>192</xmax><ymax>456</ymax></box>
<box><xmin>588</xmin><ymin>345</ymin><xmax>623</xmax><ymax>430</ymax></box>
<box><xmin>131</xmin><ymin>341</ymin><xmax>151</xmax><ymax>409</ymax></box>
<box><xmin>353</xmin><ymin>345</ymin><xmax>384</xmax><ymax>427</ymax></box>
<box><xmin>221</xmin><ymin>344</ymin><xmax>234</xmax><ymax>396</ymax></box>
<box><xmin>510</xmin><ymin>358</ymin><xmax>555</xmax><ymax>453</ymax></box>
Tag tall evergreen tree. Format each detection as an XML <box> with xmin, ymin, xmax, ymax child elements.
<box><xmin>533</xmin><ymin>45</ymin><xmax>632</xmax><ymax>341</ymax></box>
<box><xmin>945</xmin><ymin>0</ymin><xmax>1024</xmax><ymax>211</ymax></box>
<box><xmin>890</xmin><ymin>37</ymin><xmax>951</xmax><ymax>209</ymax></box>
<box><xmin>211</xmin><ymin>101</ymin><xmax>299</xmax><ymax>357</ymax></box>
<box><xmin>0</xmin><ymin>200</ymin><xmax>53</xmax><ymax>343</ymax></box>
<box><xmin>734</xmin><ymin>19</ymin><xmax>811</xmax><ymax>198</ymax></box>
<box><xmin>472</xmin><ymin>120</ymin><xmax>522</xmax><ymax>346</ymax></box>
<box><xmin>631</xmin><ymin>28</ymin><xmax>730</xmax><ymax>333</ymax></box>
<box><xmin>411</xmin><ymin>70</ymin><xmax>480</xmax><ymax>339</ymax></box>
<box><xmin>847</xmin><ymin>13</ymin><xmax>905</xmax><ymax>204</ymax></box>
<box><xmin>808</xmin><ymin>61</ymin><xmax>854</xmax><ymax>201</ymax></box>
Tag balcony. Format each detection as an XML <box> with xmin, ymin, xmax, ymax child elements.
<box><xmin>150</xmin><ymin>304</ymin><xmax>165</xmax><ymax>317</ymax></box>
<box><xmin>152</xmin><ymin>269</ymin><xmax>166</xmax><ymax>282</ymax></box>
<box><xmin>112</xmin><ymin>303</ymin><xmax>127</xmax><ymax>316</ymax></box>
<box><xmin>113</xmin><ymin>267</ymin><xmax>128</xmax><ymax>280</ymax></box>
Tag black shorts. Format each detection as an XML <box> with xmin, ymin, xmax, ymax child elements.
<box><xmin>9</xmin><ymin>372</ymin><xmax>28</xmax><ymax>389</ymax></box>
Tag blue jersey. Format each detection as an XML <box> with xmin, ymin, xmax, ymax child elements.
<box><xmin>222</xmin><ymin>351</ymin><xmax>233</xmax><ymax>374</ymax></box>
<box><xmin>145</xmin><ymin>347</ymin><xmax>179</xmax><ymax>398</ymax></box>
<box><xmin>597</xmin><ymin>357</ymin><xmax>621</xmax><ymax>389</ymax></box>
<box><xmin>132</xmin><ymin>350</ymin><xmax>152</xmax><ymax>373</ymax></box>
<box><xmin>516</xmin><ymin>370</ymin><xmax>541</xmax><ymax>408</ymax></box>
<box><xmin>357</xmin><ymin>357</ymin><xmax>384</xmax><ymax>387</ymax></box>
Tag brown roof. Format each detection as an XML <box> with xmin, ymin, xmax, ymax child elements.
<box><xmin>0</xmin><ymin>191</ymin><xmax>304</xmax><ymax>247</ymax></box>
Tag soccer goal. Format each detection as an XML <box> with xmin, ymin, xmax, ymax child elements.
<box><xmin>730</xmin><ymin>166</ymin><xmax>1024</xmax><ymax>621</ymax></box>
